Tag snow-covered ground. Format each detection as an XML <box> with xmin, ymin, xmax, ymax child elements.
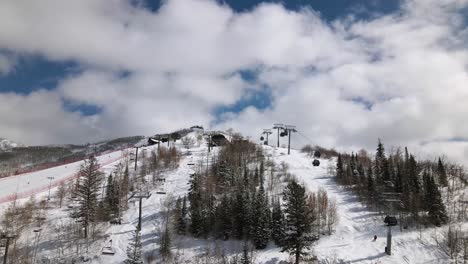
<box><xmin>270</xmin><ymin>147</ymin><xmax>450</xmax><ymax>264</ymax></box>
<box><xmin>0</xmin><ymin>135</ymin><xmax>454</xmax><ymax>263</ymax></box>
<box><xmin>0</xmin><ymin>149</ymin><xmax>127</xmax><ymax>204</ymax></box>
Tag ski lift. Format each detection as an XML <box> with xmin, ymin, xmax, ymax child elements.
<box><xmin>280</xmin><ymin>130</ymin><xmax>288</xmax><ymax>137</ymax></box>
<box><xmin>312</xmin><ymin>159</ymin><xmax>320</xmax><ymax>166</ymax></box>
<box><xmin>314</xmin><ymin>151</ymin><xmax>321</xmax><ymax>158</ymax></box>
<box><xmin>101</xmin><ymin>240</ymin><xmax>116</xmax><ymax>255</ymax></box>
<box><xmin>260</xmin><ymin>136</ymin><xmax>264</xmax><ymax>141</ymax></box>
<box><xmin>156</xmin><ymin>189</ymin><xmax>166</xmax><ymax>194</ymax></box>
<box><xmin>384</xmin><ymin>216</ymin><xmax>398</xmax><ymax>226</ymax></box>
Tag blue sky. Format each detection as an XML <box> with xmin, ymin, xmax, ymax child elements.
<box><xmin>0</xmin><ymin>0</ymin><xmax>400</xmax><ymax>117</ymax></box>
<box><xmin>1</xmin><ymin>0</ymin><xmax>468</xmax><ymax>166</ymax></box>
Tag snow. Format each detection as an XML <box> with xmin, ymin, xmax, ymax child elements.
<box><xmin>0</xmin><ymin>135</ymin><xmax>455</xmax><ymax>263</ymax></box>
<box><xmin>0</xmin><ymin>149</ymin><xmax>127</xmax><ymax>204</ymax></box>
<box><xmin>270</xmin><ymin>147</ymin><xmax>450</xmax><ymax>264</ymax></box>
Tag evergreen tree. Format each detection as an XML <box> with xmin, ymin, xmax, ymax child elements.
<box><xmin>73</xmin><ymin>156</ymin><xmax>102</xmax><ymax>238</ymax></box>
<box><xmin>188</xmin><ymin>173</ymin><xmax>203</xmax><ymax>236</ymax></box>
<box><xmin>177</xmin><ymin>196</ymin><xmax>187</xmax><ymax>235</ymax></box>
<box><xmin>252</xmin><ymin>185</ymin><xmax>270</xmax><ymax>249</ymax></box>
<box><xmin>375</xmin><ymin>139</ymin><xmax>388</xmax><ymax>185</ymax></box>
<box><xmin>271</xmin><ymin>199</ymin><xmax>286</xmax><ymax>246</ymax></box>
<box><xmin>425</xmin><ymin>174</ymin><xmax>448</xmax><ymax>226</ymax></box>
<box><xmin>215</xmin><ymin>194</ymin><xmax>232</xmax><ymax>240</ymax></box>
<box><xmin>125</xmin><ymin>230</ymin><xmax>143</xmax><ymax>264</ymax></box>
<box><xmin>282</xmin><ymin>180</ymin><xmax>316</xmax><ymax>264</ymax></box>
<box><xmin>437</xmin><ymin>157</ymin><xmax>448</xmax><ymax>187</ymax></box>
<box><xmin>408</xmin><ymin>155</ymin><xmax>420</xmax><ymax>193</ymax></box>
<box><xmin>394</xmin><ymin>164</ymin><xmax>403</xmax><ymax>193</ymax></box>
<box><xmin>233</xmin><ymin>192</ymin><xmax>248</xmax><ymax>239</ymax></box>
<box><xmin>336</xmin><ymin>154</ymin><xmax>344</xmax><ymax>182</ymax></box>
<box><xmin>367</xmin><ymin>165</ymin><xmax>375</xmax><ymax>200</ymax></box>
<box><xmin>259</xmin><ymin>161</ymin><xmax>265</xmax><ymax>185</ymax></box>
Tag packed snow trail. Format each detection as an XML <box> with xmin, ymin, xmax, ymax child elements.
<box><xmin>0</xmin><ymin>149</ymin><xmax>127</xmax><ymax>204</ymax></box>
<box><xmin>270</xmin><ymin>147</ymin><xmax>450</xmax><ymax>264</ymax></box>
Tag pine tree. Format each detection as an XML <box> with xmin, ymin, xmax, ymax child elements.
<box><xmin>367</xmin><ymin>165</ymin><xmax>375</xmax><ymax>201</ymax></box>
<box><xmin>437</xmin><ymin>157</ymin><xmax>448</xmax><ymax>187</ymax></box>
<box><xmin>271</xmin><ymin>199</ymin><xmax>286</xmax><ymax>246</ymax></box>
<box><xmin>215</xmin><ymin>194</ymin><xmax>232</xmax><ymax>240</ymax></box>
<box><xmin>73</xmin><ymin>156</ymin><xmax>103</xmax><ymax>238</ymax></box>
<box><xmin>252</xmin><ymin>185</ymin><xmax>270</xmax><ymax>249</ymax></box>
<box><xmin>408</xmin><ymin>155</ymin><xmax>420</xmax><ymax>193</ymax></box>
<box><xmin>177</xmin><ymin>196</ymin><xmax>187</xmax><ymax>235</ymax></box>
<box><xmin>125</xmin><ymin>230</ymin><xmax>143</xmax><ymax>264</ymax></box>
<box><xmin>188</xmin><ymin>173</ymin><xmax>203</xmax><ymax>237</ymax></box>
<box><xmin>394</xmin><ymin>164</ymin><xmax>403</xmax><ymax>193</ymax></box>
<box><xmin>336</xmin><ymin>154</ymin><xmax>344</xmax><ymax>182</ymax></box>
<box><xmin>425</xmin><ymin>174</ymin><xmax>448</xmax><ymax>226</ymax></box>
<box><xmin>233</xmin><ymin>192</ymin><xmax>248</xmax><ymax>239</ymax></box>
<box><xmin>375</xmin><ymin>139</ymin><xmax>388</xmax><ymax>185</ymax></box>
<box><xmin>282</xmin><ymin>180</ymin><xmax>317</xmax><ymax>264</ymax></box>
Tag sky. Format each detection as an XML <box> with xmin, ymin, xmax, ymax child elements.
<box><xmin>1</xmin><ymin>0</ymin><xmax>468</xmax><ymax>164</ymax></box>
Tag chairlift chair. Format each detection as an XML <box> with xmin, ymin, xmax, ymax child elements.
<box><xmin>384</xmin><ymin>215</ymin><xmax>398</xmax><ymax>226</ymax></box>
<box><xmin>260</xmin><ymin>136</ymin><xmax>264</xmax><ymax>141</ymax></box>
<box><xmin>101</xmin><ymin>247</ymin><xmax>116</xmax><ymax>255</ymax></box>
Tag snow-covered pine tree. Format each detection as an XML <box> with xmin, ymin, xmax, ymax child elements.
<box><xmin>125</xmin><ymin>230</ymin><xmax>143</xmax><ymax>264</ymax></box>
<box><xmin>282</xmin><ymin>180</ymin><xmax>317</xmax><ymax>264</ymax></box>
<box><xmin>252</xmin><ymin>185</ymin><xmax>270</xmax><ymax>249</ymax></box>
<box><xmin>73</xmin><ymin>155</ymin><xmax>103</xmax><ymax>238</ymax></box>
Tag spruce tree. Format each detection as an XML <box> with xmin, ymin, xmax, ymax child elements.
<box><xmin>271</xmin><ymin>199</ymin><xmax>286</xmax><ymax>246</ymax></box>
<box><xmin>282</xmin><ymin>180</ymin><xmax>316</xmax><ymax>264</ymax></box>
<box><xmin>233</xmin><ymin>192</ymin><xmax>248</xmax><ymax>239</ymax></box>
<box><xmin>188</xmin><ymin>173</ymin><xmax>203</xmax><ymax>236</ymax></box>
<box><xmin>437</xmin><ymin>157</ymin><xmax>448</xmax><ymax>187</ymax></box>
<box><xmin>252</xmin><ymin>185</ymin><xmax>270</xmax><ymax>249</ymax></box>
<box><xmin>177</xmin><ymin>196</ymin><xmax>187</xmax><ymax>235</ymax></box>
<box><xmin>367</xmin><ymin>165</ymin><xmax>375</xmax><ymax>201</ymax></box>
<box><xmin>215</xmin><ymin>194</ymin><xmax>232</xmax><ymax>240</ymax></box>
<box><xmin>73</xmin><ymin>156</ymin><xmax>102</xmax><ymax>238</ymax></box>
<box><xmin>336</xmin><ymin>154</ymin><xmax>344</xmax><ymax>182</ymax></box>
<box><xmin>426</xmin><ymin>174</ymin><xmax>448</xmax><ymax>226</ymax></box>
<box><xmin>125</xmin><ymin>230</ymin><xmax>143</xmax><ymax>264</ymax></box>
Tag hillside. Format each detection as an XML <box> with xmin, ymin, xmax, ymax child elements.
<box><xmin>0</xmin><ymin>131</ymin><xmax>466</xmax><ymax>263</ymax></box>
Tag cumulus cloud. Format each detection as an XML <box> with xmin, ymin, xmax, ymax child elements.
<box><xmin>0</xmin><ymin>0</ymin><xmax>468</xmax><ymax>164</ymax></box>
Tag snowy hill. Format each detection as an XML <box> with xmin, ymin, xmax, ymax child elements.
<box><xmin>0</xmin><ymin>132</ymin><xmax>464</xmax><ymax>264</ymax></box>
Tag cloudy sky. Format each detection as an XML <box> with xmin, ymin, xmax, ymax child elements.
<box><xmin>1</xmin><ymin>0</ymin><xmax>468</xmax><ymax>163</ymax></box>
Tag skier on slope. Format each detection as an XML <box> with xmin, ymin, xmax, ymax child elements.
<box><xmin>373</xmin><ymin>235</ymin><xmax>377</xmax><ymax>241</ymax></box>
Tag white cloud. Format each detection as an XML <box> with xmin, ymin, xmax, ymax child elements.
<box><xmin>0</xmin><ymin>0</ymin><xmax>468</xmax><ymax>165</ymax></box>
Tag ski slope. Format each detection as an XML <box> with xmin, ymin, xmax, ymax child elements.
<box><xmin>270</xmin><ymin>147</ymin><xmax>450</xmax><ymax>264</ymax></box>
<box><xmin>0</xmin><ymin>134</ymin><xmax>453</xmax><ymax>263</ymax></box>
<box><xmin>0</xmin><ymin>149</ymin><xmax>127</xmax><ymax>204</ymax></box>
